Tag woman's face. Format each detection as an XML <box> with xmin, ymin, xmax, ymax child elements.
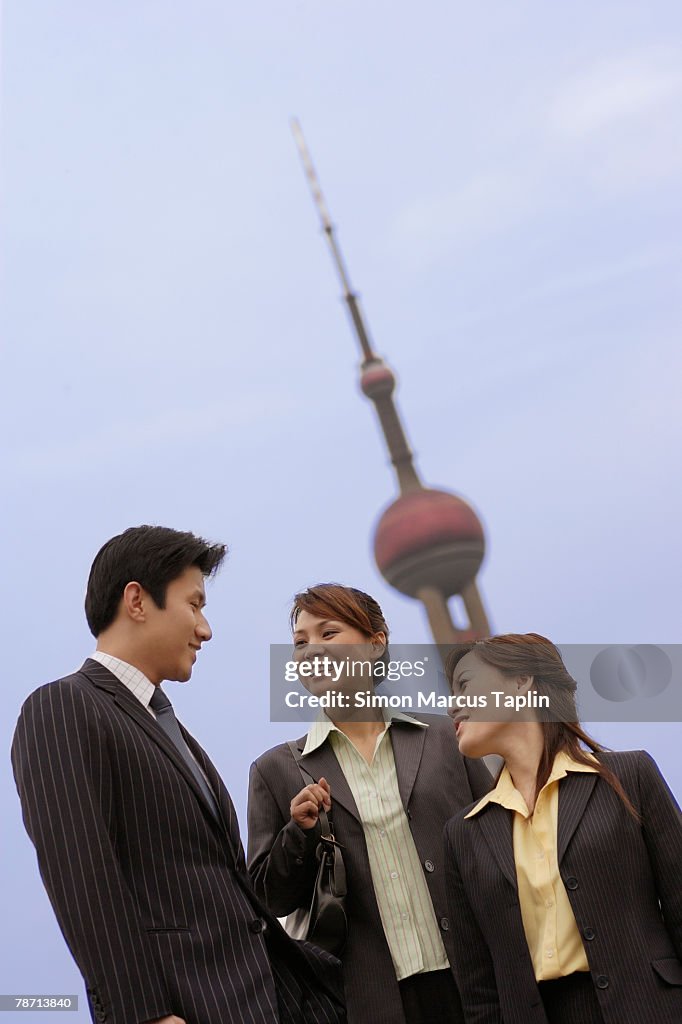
<box><xmin>292</xmin><ymin>609</ymin><xmax>385</xmax><ymax>696</ymax></box>
<box><xmin>448</xmin><ymin>650</ymin><xmax>532</xmax><ymax>758</ymax></box>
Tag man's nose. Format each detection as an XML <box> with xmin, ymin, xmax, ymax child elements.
<box><xmin>197</xmin><ymin>615</ymin><xmax>212</xmax><ymax>642</ymax></box>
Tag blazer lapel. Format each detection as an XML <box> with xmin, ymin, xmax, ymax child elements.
<box><xmin>80</xmin><ymin>660</ymin><xmax>232</xmax><ymax>844</ymax></box>
<box><xmin>476</xmin><ymin>803</ymin><xmax>518</xmax><ymax>890</ymax></box>
<box><xmin>297</xmin><ymin>737</ymin><xmax>361</xmax><ymax>823</ymax></box>
<box><xmin>389</xmin><ymin>720</ymin><xmax>427</xmax><ymax>812</ymax></box>
<box><xmin>557</xmin><ymin>772</ymin><xmax>598</xmax><ymax>864</ymax></box>
<box><xmin>182</xmin><ymin>729</ymin><xmax>243</xmax><ymax>862</ymax></box>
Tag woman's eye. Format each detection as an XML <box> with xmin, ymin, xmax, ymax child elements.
<box><xmin>322</xmin><ymin>630</ymin><xmax>338</xmax><ymax>638</ymax></box>
<box><xmin>293</xmin><ymin>639</ymin><xmax>305</xmax><ymax>648</ymax></box>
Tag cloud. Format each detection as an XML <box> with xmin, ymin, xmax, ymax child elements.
<box><xmin>391</xmin><ymin>48</ymin><xmax>682</xmax><ymax>269</ymax></box>
<box><xmin>391</xmin><ymin>166</ymin><xmax>539</xmax><ymax>270</ymax></box>
<box><xmin>549</xmin><ymin>51</ymin><xmax>682</xmax><ymax>141</ymax></box>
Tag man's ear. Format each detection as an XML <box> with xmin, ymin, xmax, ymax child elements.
<box><xmin>122</xmin><ymin>581</ymin><xmax>146</xmax><ymax>623</ymax></box>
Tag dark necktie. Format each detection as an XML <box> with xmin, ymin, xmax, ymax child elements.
<box><xmin>150</xmin><ymin>686</ymin><xmax>221</xmax><ymax>823</ymax></box>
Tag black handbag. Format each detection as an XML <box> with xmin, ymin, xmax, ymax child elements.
<box><xmin>284</xmin><ymin>742</ymin><xmax>348</xmax><ymax>956</ymax></box>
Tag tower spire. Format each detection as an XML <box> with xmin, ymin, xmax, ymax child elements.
<box><xmin>292</xmin><ymin>120</ymin><xmax>491</xmax><ymax>644</ymax></box>
<box><xmin>292</xmin><ymin>119</ymin><xmax>421</xmax><ymax>494</ymax></box>
<box><xmin>291</xmin><ymin>118</ymin><xmax>375</xmax><ymax>362</ymax></box>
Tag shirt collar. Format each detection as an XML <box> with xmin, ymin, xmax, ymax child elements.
<box><xmin>301</xmin><ymin>706</ymin><xmax>427</xmax><ymax>756</ymax></box>
<box><xmin>464</xmin><ymin>748</ymin><xmax>599</xmax><ymax>820</ymax></box>
<box><xmin>90</xmin><ymin>651</ymin><xmax>156</xmax><ymax>711</ymax></box>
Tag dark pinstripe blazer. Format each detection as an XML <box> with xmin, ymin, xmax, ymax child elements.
<box><xmin>247</xmin><ymin>714</ymin><xmax>492</xmax><ymax>1024</ymax></box>
<box><xmin>11</xmin><ymin>660</ymin><xmax>345</xmax><ymax>1024</ymax></box>
<box><xmin>444</xmin><ymin>750</ymin><xmax>682</xmax><ymax>1024</ymax></box>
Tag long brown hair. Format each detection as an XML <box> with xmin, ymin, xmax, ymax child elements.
<box><xmin>445</xmin><ymin>633</ymin><xmax>639</xmax><ymax>818</ymax></box>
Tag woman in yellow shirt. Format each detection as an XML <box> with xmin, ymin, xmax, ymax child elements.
<box><xmin>443</xmin><ymin>633</ymin><xmax>682</xmax><ymax>1024</ymax></box>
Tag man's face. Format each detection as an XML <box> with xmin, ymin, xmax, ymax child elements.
<box><xmin>142</xmin><ymin>565</ymin><xmax>212</xmax><ymax>684</ymax></box>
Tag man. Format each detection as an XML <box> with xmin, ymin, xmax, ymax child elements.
<box><xmin>12</xmin><ymin>525</ymin><xmax>345</xmax><ymax>1024</ymax></box>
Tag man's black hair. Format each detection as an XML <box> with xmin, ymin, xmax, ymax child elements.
<box><xmin>85</xmin><ymin>525</ymin><xmax>227</xmax><ymax>637</ymax></box>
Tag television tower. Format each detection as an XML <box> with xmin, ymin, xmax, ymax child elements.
<box><xmin>292</xmin><ymin>121</ymin><xmax>491</xmax><ymax>646</ymax></box>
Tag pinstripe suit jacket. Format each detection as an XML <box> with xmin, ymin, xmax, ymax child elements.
<box><xmin>247</xmin><ymin>714</ymin><xmax>492</xmax><ymax>1024</ymax></box>
<box><xmin>11</xmin><ymin>661</ymin><xmax>345</xmax><ymax>1024</ymax></box>
<box><xmin>444</xmin><ymin>750</ymin><xmax>682</xmax><ymax>1024</ymax></box>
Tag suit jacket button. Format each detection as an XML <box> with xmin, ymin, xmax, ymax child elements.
<box><xmin>424</xmin><ymin>860</ymin><xmax>435</xmax><ymax>872</ymax></box>
<box><xmin>440</xmin><ymin>917</ymin><xmax>450</xmax><ymax>931</ymax></box>
<box><xmin>295</xmin><ymin>857</ymin><xmax>304</xmax><ymax>865</ymax></box>
<box><xmin>565</xmin><ymin>876</ymin><xmax>579</xmax><ymax>890</ymax></box>
<box><xmin>596</xmin><ymin>975</ymin><xmax>609</xmax><ymax>989</ymax></box>
<box><xmin>583</xmin><ymin>927</ymin><xmax>595</xmax><ymax>940</ymax></box>
<box><xmin>250</xmin><ymin>918</ymin><xmax>265</xmax><ymax>933</ymax></box>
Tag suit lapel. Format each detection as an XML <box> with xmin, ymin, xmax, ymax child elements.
<box><xmin>80</xmin><ymin>660</ymin><xmax>233</xmax><ymax>848</ymax></box>
<box><xmin>476</xmin><ymin>803</ymin><xmax>518</xmax><ymax>890</ymax></box>
<box><xmin>557</xmin><ymin>772</ymin><xmax>598</xmax><ymax>864</ymax></box>
<box><xmin>297</xmin><ymin>738</ymin><xmax>361</xmax><ymax>823</ymax></box>
<box><xmin>182</xmin><ymin>729</ymin><xmax>243</xmax><ymax>862</ymax></box>
<box><xmin>389</xmin><ymin>721</ymin><xmax>427</xmax><ymax>812</ymax></box>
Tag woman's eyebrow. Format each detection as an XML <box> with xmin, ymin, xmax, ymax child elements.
<box><xmin>293</xmin><ymin>619</ymin><xmax>342</xmax><ymax>636</ymax></box>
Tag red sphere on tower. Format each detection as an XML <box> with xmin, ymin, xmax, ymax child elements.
<box><xmin>373</xmin><ymin>488</ymin><xmax>485</xmax><ymax>598</ymax></box>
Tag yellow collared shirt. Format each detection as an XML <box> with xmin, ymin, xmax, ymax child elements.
<box><xmin>466</xmin><ymin>750</ymin><xmax>597</xmax><ymax>980</ymax></box>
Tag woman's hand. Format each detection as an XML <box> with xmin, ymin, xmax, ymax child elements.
<box><xmin>290</xmin><ymin>777</ymin><xmax>332</xmax><ymax>830</ymax></box>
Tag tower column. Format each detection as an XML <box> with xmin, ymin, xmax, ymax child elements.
<box><xmin>415</xmin><ymin>586</ymin><xmax>461</xmax><ymax>647</ymax></box>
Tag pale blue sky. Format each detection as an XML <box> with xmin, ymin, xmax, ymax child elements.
<box><xmin>2</xmin><ymin>1</ymin><xmax>681</xmax><ymax>1014</ymax></box>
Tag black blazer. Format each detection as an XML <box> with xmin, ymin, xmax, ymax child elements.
<box><xmin>247</xmin><ymin>713</ymin><xmax>492</xmax><ymax>1024</ymax></box>
<box><xmin>444</xmin><ymin>750</ymin><xmax>682</xmax><ymax>1024</ymax></box>
<box><xmin>11</xmin><ymin>660</ymin><xmax>345</xmax><ymax>1024</ymax></box>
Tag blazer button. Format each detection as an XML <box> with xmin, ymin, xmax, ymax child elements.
<box><xmin>295</xmin><ymin>857</ymin><xmax>304</xmax><ymax>865</ymax></box>
<box><xmin>424</xmin><ymin>860</ymin><xmax>435</xmax><ymax>873</ymax></box>
<box><xmin>564</xmin><ymin>876</ymin><xmax>579</xmax><ymax>890</ymax></box>
<box><xmin>596</xmin><ymin>975</ymin><xmax>609</xmax><ymax>989</ymax></box>
<box><xmin>583</xmin><ymin>927</ymin><xmax>596</xmax><ymax>941</ymax></box>
<box><xmin>440</xmin><ymin>917</ymin><xmax>450</xmax><ymax>931</ymax></box>
<box><xmin>249</xmin><ymin>918</ymin><xmax>265</xmax><ymax>933</ymax></box>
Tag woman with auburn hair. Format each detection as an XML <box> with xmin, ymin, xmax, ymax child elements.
<box><xmin>443</xmin><ymin>633</ymin><xmax>682</xmax><ymax>1024</ymax></box>
<box><xmin>247</xmin><ymin>584</ymin><xmax>492</xmax><ymax>1024</ymax></box>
